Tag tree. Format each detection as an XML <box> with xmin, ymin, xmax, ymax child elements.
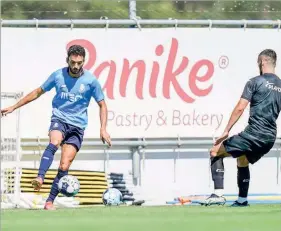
<box><xmin>1</xmin><ymin>1</ymin><xmax>280</xmax><ymax>21</ymax></box>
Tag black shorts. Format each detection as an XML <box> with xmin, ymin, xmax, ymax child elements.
<box><xmin>223</xmin><ymin>132</ymin><xmax>275</xmax><ymax>164</ymax></box>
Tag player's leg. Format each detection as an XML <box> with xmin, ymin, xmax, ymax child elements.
<box><xmin>230</xmin><ymin>155</ymin><xmax>250</xmax><ymax>207</ymax></box>
<box><xmin>210</xmin><ymin>144</ymin><xmax>231</xmax><ymax>195</ymax></box>
<box><xmin>44</xmin><ymin>144</ymin><xmax>78</xmax><ymax>210</ymax></box>
<box><xmin>44</xmin><ymin>125</ymin><xmax>84</xmax><ymax>210</ymax></box>
<box><xmin>38</xmin><ymin>130</ymin><xmax>63</xmax><ymax>179</ymax></box>
<box><xmin>203</xmin><ymin>133</ymin><xmax>252</xmax><ymax>206</ymax></box>
<box><xmin>31</xmin><ymin>121</ymin><xmax>65</xmax><ymax>191</ymax></box>
<box><xmin>203</xmin><ymin>144</ymin><xmax>230</xmax><ymax>205</ymax></box>
<box><xmin>229</xmin><ymin>135</ymin><xmax>274</xmax><ymax>207</ymax></box>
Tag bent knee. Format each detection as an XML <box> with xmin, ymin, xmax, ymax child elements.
<box><xmin>50</xmin><ymin>139</ymin><xmax>62</xmax><ymax>148</ymax></box>
<box><xmin>49</xmin><ymin>130</ymin><xmax>63</xmax><ymax>148</ymax></box>
<box><xmin>210</xmin><ymin>150</ymin><xmax>217</xmax><ymax>157</ymax></box>
<box><xmin>237</xmin><ymin>156</ymin><xmax>249</xmax><ymax>167</ymax></box>
<box><xmin>210</xmin><ymin>144</ymin><xmax>230</xmax><ymax>158</ymax></box>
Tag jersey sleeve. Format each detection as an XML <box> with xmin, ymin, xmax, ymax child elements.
<box><xmin>41</xmin><ymin>72</ymin><xmax>56</xmax><ymax>92</ymax></box>
<box><xmin>241</xmin><ymin>79</ymin><xmax>256</xmax><ymax>101</ymax></box>
<box><xmin>92</xmin><ymin>79</ymin><xmax>105</xmax><ymax>103</ymax></box>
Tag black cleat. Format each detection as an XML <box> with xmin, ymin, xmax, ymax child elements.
<box><xmin>230</xmin><ymin>200</ymin><xmax>249</xmax><ymax>207</ymax></box>
<box><xmin>200</xmin><ymin>194</ymin><xmax>226</xmax><ymax>206</ymax></box>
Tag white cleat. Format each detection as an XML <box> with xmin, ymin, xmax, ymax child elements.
<box><xmin>200</xmin><ymin>194</ymin><xmax>226</xmax><ymax>206</ymax></box>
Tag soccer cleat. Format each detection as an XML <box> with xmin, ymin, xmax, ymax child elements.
<box><xmin>31</xmin><ymin>177</ymin><xmax>43</xmax><ymax>191</ymax></box>
<box><xmin>201</xmin><ymin>194</ymin><xmax>226</xmax><ymax>206</ymax></box>
<box><xmin>44</xmin><ymin>201</ymin><xmax>56</xmax><ymax>210</ymax></box>
<box><xmin>230</xmin><ymin>200</ymin><xmax>249</xmax><ymax>207</ymax></box>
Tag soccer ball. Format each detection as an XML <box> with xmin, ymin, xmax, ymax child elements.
<box><xmin>58</xmin><ymin>175</ymin><xmax>80</xmax><ymax>197</ymax></box>
<box><xmin>102</xmin><ymin>188</ymin><xmax>123</xmax><ymax>206</ymax></box>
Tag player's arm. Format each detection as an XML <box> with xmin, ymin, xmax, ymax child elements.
<box><xmin>92</xmin><ymin>80</ymin><xmax>111</xmax><ymax>146</ymax></box>
<box><xmin>14</xmin><ymin>87</ymin><xmax>44</xmax><ymax>110</ymax></box>
<box><xmin>223</xmin><ymin>98</ymin><xmax>249</xmax><ymax>133</ymax></box>
<box><xmin>214</xmin><ymin>79</ymin><xmax>254</xmax><ymax>145</ymax></box>
<box><xmin>1</xmin><ymin>72</ymin><xmax>55</xmax><ymax>117</ymax></box>
<box><xmin>1</xmin><ymin>87</ymin><xmax>45</xmax><ymax>116</ymax></box>
<box><xmin>98</xmin><ymin>100</ymin><xmax>111</xmax><ymax>146</ymax></box>
<box><xmin>224</xmin><ymin>79</ymin><xmax>255</xmax><ymax>133</ymax></box>
<box><xmin>98</xmin><ymin>100</ymin><xmax>108</xmax><ymax>132</ymax></box>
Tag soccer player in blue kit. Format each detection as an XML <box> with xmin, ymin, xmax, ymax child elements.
<box><xmin>203</xmin><ymin>49</ymin><xmax>280</xmax><ymax>207</ymax></box>
<box><xmin>1</xmin><ymin>45</ymin><xmax>111</xmax><ymax>210</ymax></box>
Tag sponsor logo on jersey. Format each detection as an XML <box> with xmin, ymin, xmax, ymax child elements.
<box><xmin>265</xmin><ymin>81</ymin><xmax>281</xmax><ymax>92</ymax></box>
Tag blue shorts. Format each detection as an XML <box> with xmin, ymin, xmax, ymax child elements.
<box><xmin>49</xmin><ymin>119</ymin><xmax>84</xmax><ymax>151</ymax></box>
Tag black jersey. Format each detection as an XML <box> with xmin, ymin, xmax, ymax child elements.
<box><xmin>241</xmin><ymin>73</ymin><xmax>281</xmax><ymax>141</ymax></box>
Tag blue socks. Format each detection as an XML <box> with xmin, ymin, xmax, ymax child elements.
<box><xmin>38</xmin><ymin>143</ymin><xmax>58</xmax><ymax>180</ymax></box>
<box><xmin>46</xmin><ymin>169</ymin><xmax>68</xmax><ymax>202</ymax></box>
<box><xmin>38</xmin><ymin>144</ymin><xmax>69</xmax><ymax>203</ymax></box>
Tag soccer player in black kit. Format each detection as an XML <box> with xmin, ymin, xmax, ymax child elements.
<box><xmin>202</xmin><ymin>49</ymin><xmax>280</xmax><ymax>206</ymax></box>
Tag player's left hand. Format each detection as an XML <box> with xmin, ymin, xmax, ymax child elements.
<box><xmin>214</xmin><ymin>131</ymin><xmax>229</xmax><ymax>146</ymax></box>
<box><xmin>100</xmin><ymin>129</ymin><xmax>111</xmax><ymax>147</ymax></box>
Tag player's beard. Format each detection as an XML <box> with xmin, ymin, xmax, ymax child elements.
<box><xmin>69</xmin><ymin>67</ymin><xmax>83</xmax><ymax>75</ymax></box>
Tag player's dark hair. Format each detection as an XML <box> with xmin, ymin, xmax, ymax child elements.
<box><xmin>67</xmin><ymin>45</ymin><xmax>86</xmax><ymax>59</ymax></box>
<box><xmin>258</xmin><ymin>49</ymin><xmax>277</xmax><ymax>66</ymax></box>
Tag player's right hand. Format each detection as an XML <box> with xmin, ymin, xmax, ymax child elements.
<box><xmin>1</xmin><ymin>106</ymin><xmax>15</xmax><ymax>117</ymax></box>
<box><xmin>214</xmin><ymin>131</ymin><xmax>229</xmax><ymax>145</ymax></box>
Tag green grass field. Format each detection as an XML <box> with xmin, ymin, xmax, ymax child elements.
<box><xmin>2</xmin><ymin>205</ymin><xmax>281</xmax><ymax>231</ymax></box>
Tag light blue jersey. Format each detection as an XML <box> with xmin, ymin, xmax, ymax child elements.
<box><xmin>41</xmin><ymin>67</ymin><xmax>104</xmax><ymax>129</ymax></box>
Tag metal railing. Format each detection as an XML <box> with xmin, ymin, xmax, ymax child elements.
<box><xmin>20</xmin><ymin>137</ymin><xmax>281</xmax><ymax>149</ymax></box>
<box><xmin>19</xmin><ymin>137</ymin><xmax>281</xmax><ymax>183</ymax></box>
<box><xmin>1</xmin><ymin>19</ymin><xmax>281</xmax><ymax>28</ymax></box>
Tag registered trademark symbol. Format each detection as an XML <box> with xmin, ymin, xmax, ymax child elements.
<box><xmin>218</xmin><ymin>56</ymin><xmax>229</xmax><ymax>69</ymax></box>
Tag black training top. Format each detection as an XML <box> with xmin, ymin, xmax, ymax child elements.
<box><xmin>241</xmin><ymin>73</ymin><xmax>281</xmax><ymax>142</ymax></box>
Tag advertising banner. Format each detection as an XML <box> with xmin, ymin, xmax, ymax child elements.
<box><xmin>2</xmin><ymin>28</ymin><xmax>281</xmax><ymax>138</ymax></box>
